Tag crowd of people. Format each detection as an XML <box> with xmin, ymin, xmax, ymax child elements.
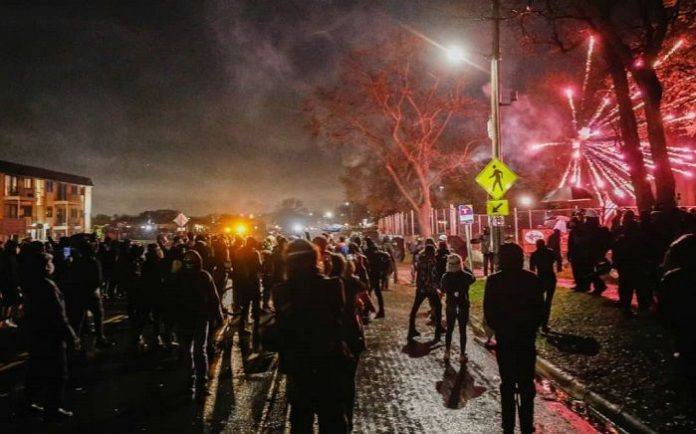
<box><xmin>0</xmin><ymin>231</ymin><xmax>398</xmax><ymax>432</ymax></box>
<box><xmin>0</xmin><ymin>203</ymin><xmax>694</xmax><ymax>433</ymax></box>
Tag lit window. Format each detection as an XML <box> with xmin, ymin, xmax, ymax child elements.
<box><xmin>46</xmin><ymin>207</ymin><xmax>53</xmax><ymax>217</ymax></box>
<box><xmin>23</xmin><ymin>178</ymin><xmax>32</xmax><ymax>189</ymax></box>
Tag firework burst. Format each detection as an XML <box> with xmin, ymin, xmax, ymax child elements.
<box><xmin>530</xmin><ymin>36</ymin><xmax>696</xmax><ymax>205</ymax></box>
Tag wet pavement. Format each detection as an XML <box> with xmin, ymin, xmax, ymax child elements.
<box><xmin>0</xmin><ymin>283</ymin><xmax>598</xmax><ymax>434</ymax></box>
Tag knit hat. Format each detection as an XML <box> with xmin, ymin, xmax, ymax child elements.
<box><xmin>446</xmin><ymin>253</ymin><xmax>463</xmax><ymax>273</ymax></box>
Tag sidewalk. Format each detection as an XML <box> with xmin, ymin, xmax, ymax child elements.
<box><xmin>465</xmin><ymin>275</ymin><xmax>696</xmax><ymax>433</ymax></box>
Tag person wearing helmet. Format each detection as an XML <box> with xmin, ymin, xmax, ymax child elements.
<box><xmin>174</xmin><ymin>250</ymin><xmax>223</xmax><ymax>399</ymax></box>
<box><xmin>484</xmin><ymin>243</ymin><xmax>544</xmax><ymax>434</ymax></box>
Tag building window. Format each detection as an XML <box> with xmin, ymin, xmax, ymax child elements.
<box><xmin>5</xmin><ymin>176</ymin><xmax>18</xmax><ymax>196</ymax></box>
<box><xmin>80</xmin><ymin>187</ymin><xmax>85</xmax><ymax>195</ymax></box>
<box><xmin>46</xmin><ymin>206</ymin><xmax>53</xmax><ymax>217</ymax></box>
<box><xmin>21</xmin><ymin>206</ymin><xmax>32</xmax><ymax>217</ymax></box>
<box><xmin>71</xmin><ymin>185</ymin><xmax>78</xmax><ymax>195</ymax></box>
<box><xmin>70</xmin><ymin>208</ymin><xmax>78</xmax><ymax>219</ymax></box>
<box><xmin>4</xmin><ymin>204</ymin><xmax>18</xmax><ymax>218</ymax></box>
<box><xmin>57</xmin><ymin>183</ymin><xmax>67</xmax><ymax>201</ymax></box>
<box><xmin>57</xmin><ymin>208</ymin><xmax>66</xmax><ymax>224</ymax></box>
<box><xmin>23</xmin><ymin>178</ymin><xmax>32</xmax><ymax>189</ymax></box>
<box><xmin>45</xmin><ymin>181</ymin><xmax>54</xmax><ymax>193</ymax></box>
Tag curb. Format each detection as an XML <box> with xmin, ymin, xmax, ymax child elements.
<box><xmin>468</xmin><ymin>314</ymin><xmax>658</xmax><ymax>434</ymax></box>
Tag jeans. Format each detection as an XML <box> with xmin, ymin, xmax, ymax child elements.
<box><xmin>408</xmin><ymin>291</ymin><xmax>442</xmax><ymax>336</ymax></box>
<box><xmin>179</xmin><ymin>322</ymin><xmax>210</xmax><ymax>389</ymax></box>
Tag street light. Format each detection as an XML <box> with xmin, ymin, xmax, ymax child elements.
<box><xmin>519</xmin><ymin>195</ymin><xmax>533</xmax><ymax>207</ymax></box>
<box><xmin>445</xmin><ymin>45</ymin><xmax>466</xmax><ymax>64</ymax></box>
<box><xmin>324</xmin><ymin>211</ymin><xmax>334</xmax><ymax>219</ymax></box>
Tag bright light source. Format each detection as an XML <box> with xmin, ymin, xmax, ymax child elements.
<box><xmin>344</xmin><ymin>202</ymin><xmax>350</xmax><ymax>206</ymax></box>
<box><xmin>235</xmin><ymin>223</ymin><xmax>248</xmax><ymax>235</ymax></box>
<box><xmin>292</xmin><ymin>223</ymin><xmax>304</xmax><ymax>233</ymax></box>
<box><xmin>578</xmin><ymin>127</ymin><xmax>592</xmax><ymax>140</ymax></box>
<box><xmin>224</xmin><ymin>226</ymin><xmax>232</xmax><ymax>234</ymax></box>
<box><xmin>445</xmin><ymin>45</ymin><xmax>466</xmax><ymax>63</ymax></box>
<box><xmin>564</xmin><ymin>87</ymin><xmax>574</xmax><ymax>98</ymax></box>
<box><xmin>519</xmin><ymin>195</ymin><xmax>533</xmax><ymax>207</ymax></box>
<box><xmin>324</xmin><ymin>211</ymin><xmax>334</xmax><ymax>219</ymax></box>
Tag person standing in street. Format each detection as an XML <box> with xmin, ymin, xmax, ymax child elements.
<box><xmin>174</xmin><ymin>250</ymin><xmax>223</xmax><ymax>400</ymax></box>
<box><xmin>407</xmin><ymin>243</ymin><xmax>444</xmax><ymax>342</ymax></box>
<box><xmin>363</xmin><ymin>238</ymin><xmax>386</xmax><ymax>318</ymax></box>
<box><xmin>440</xmin><ymin>253</ymin><xmax>475</xmax><ymax>363</ymax></box>
<box><xmin>264</xmin><ymin>239</ymin><xmax>351</xmax><ymax>434</ymax></box>
<box><xmin>658</xmin><ymin>234</ymin><xmax>696</xmax><ymax>398</ymax></box>
<box><xmin>232</xmin><ymin>237</ymin><xmax>262</xmax><ymax>346</ymax></box>
<box><xmin>613</xmin><ymin>210</ymin><xmax>653</xmax><ymax>316</ymax></box>
<box><xmin>18</xmin><ymin>252</ymin><xmax>80</xmax><ymax>421</ymax></box>
<box><xmin>547</xmin><ymin>229</ymin><xmax>563</xmax><ymax>272</ymax></box>
<box><xmin>530</xmin><ymin>239</ymin><xmax>558</xmax><ymax>333</ymax></box>
<box><xmin>0</xmin><ymin>239</ymin><xmax>21</xmax><ymax>329</ymax></box>
<box><xmin>479</xmin><ymin>227</ymin><xmax>494</xmax><ymax>276</ymax></box>
<box><xmin>484</xmin><ymin>243</ymin><xmax>544</xmax><ymax>434</ymax></box>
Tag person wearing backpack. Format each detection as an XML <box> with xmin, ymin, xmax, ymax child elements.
<box><xmin>264</xmin><ymin>239</ymin><xmax>351</xmax><ymax>434</ymax></box>
<box><xmin>441</xmin><ymin>253</ymin><xmax>475</xmax><ymax>363</ymax></box>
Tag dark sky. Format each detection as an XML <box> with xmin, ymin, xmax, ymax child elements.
<box><xmin>0</xmin><ymin>1</ymin><xmax>573</xmax><ymax>216</ymax></box>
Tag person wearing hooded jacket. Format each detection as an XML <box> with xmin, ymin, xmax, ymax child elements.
<box><xmin>18</xmin><ymin>252</ymin><xmax>80</xmax><ymax>421</ymax></box>
<box><xmin>174</xmin><ymin>250</ymin><xmax>223</xmax><ymax>399</ymax></box>
<box><xmin>264</xmin><ymin>239</ymin><xmax>351</xmax><ymax>434</ymax></box>
<box><xmin>440</xmin><ymin>253</ymin><xmax>475</xmax><ymax>363</ymax></box>
<box><xmin>484</xmin><ymin>243</ymin><xmax>544</xmax><ymax>434</ymax></box>
<box><xmin>658</xmin><ymin>234</ymin><xmax>696</xmax><ymax>398</ymax></box>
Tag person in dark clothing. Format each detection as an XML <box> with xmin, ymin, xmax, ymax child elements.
<box><xmin>479</xmin><ymin>227</ymin><xmax>495</xmax><ymax>276</ymax></box>
<box><xmin>569</xmin><ymin>211</ymin><xmax>611</xmax><ymax>294</ymax></box>
<box><xmin>435</xmin><ymin>241</ymin><xmax>450</xmax><ymax>279</ymax></box>
<box><xmin>613</xmin><ymin>211</ymin><xmax>654</xmax><ymax>315</ymax></box>
<box><xmin>260</xmin><ymin>248</ymin><xmax>274</xmax><ymax>312</ymax></box>
<box><xmin>329</xmin><ymin>253</ymin><xmax>365</xmax><ymax>432</ymax></box>
<box><xmin>0</xmin><ymin>240</ymin><xmax>21</xmax><ymax>328</ymax></box>
<box><xmin>440</xmin><ymin>253</ymin><xmax>475</xmax><ymax>363</ymax></box>
<box><xmin>363</xmin><ymin>238</ymin><xmax>385</xmax><ymax>318</ymax></box>
<box><xmin>530</xmin><ymin>239</ymin><xmax>558</xmax><ymax>332</ymax></box>
<box><xmin>484</xmin><ymin>243</ymin><xmax>544</xmax><ymax>434</ymax></box>
<box><xmin>546</xmin><ymin>229</ymin><xmax>563</xmax><ymax>272</ymax></box>
<box><xmin>408</xmin><ymin>244</ymin><xmax>444</xmax><ymax>341</ymax></box>
<box><xmin>658</xmin><ymin>234</ymin><xmax>696</xmax><ymax>398</ymax></box>
<box><xmin>64</xmin><ymin>241</ymin><xmax>111</xmax><ymax>347</ymax></box>
<box><xmin>231</xmin><ymin>237</ymin><xmax>262</xmax><ymax>345</ymax></box>
<box><xmin>18</xmin><ymin>253</ymin><xmax>79</xmax><ymax>421</ymax></box>
<box><xmin>139</xmin><ymin>243</ymin><xmax>166</xmax><ymax>347</ymax></box>
<box><xmin>264</xmin><ymin>239</ymin><xmax>351</xmax><ymax>434</ymax></box>
<box><xmin>211</xmin><ymin>236</ymin><xmax>230</xmax><ymax>298</ymax></box>
<box><xmin>174</xmin><ymin>250</ymin><xmax>223</xmax><ymax>399</ymax></box>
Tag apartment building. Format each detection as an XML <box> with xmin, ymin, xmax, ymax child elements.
<box><xmin>0</xmin><ymin>160</ymin><xmax>93</xmax><ymax>241</ymax></box>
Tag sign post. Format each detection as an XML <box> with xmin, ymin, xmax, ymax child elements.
<box><xmin>457</xmin><ymin>204</ymin><xmax>475</xmax><ymax>270</ymax></box>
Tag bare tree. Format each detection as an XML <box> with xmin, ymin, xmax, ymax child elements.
<box><xmin>307</xmin><ymin>30</ymin><xmax>484</xmax><ymax>237</ymax></box>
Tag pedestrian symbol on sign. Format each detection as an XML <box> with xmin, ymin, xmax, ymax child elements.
<box><xmin>490</xmin><ymin>165</ymin><xmax>504</xmax><ymax>193</ymax></box>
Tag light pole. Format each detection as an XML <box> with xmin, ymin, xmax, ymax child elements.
<box><xmin>489</xmin><ymin>0</ymin><xmax>504</xmax><ymax>257</ymax></box>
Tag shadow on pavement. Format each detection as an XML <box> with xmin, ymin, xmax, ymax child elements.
<box><xmin>436</xmin><ymin>363</ymin><xmax>486</xmax><ymax>409</ymax></box>
<box><xmin>401</xmin><ymin>339</ymin><xmax>442</xmax><ymax>358</ymax></box>
<box><xmin>544</xmin><ymin>331</ymin><xmax>600</xmax><ymax>356</ymax></box>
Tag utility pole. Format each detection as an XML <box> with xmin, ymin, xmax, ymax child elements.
<box><xmin>489</xmin><ymin>0</ymin><xmax>503</xmax><ymax>261</ymax></box>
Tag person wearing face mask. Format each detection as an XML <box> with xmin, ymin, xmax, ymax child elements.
<box><xmin>16</xmin><ymin>252</ymin><xmax>80</xmax><ymax>422</ymax></box>
<box><xmin>173</xmin><ymin>250</ymin><xmax>223</xmax><ymax>399</ymax></box>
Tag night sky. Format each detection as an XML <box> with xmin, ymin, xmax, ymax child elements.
<box><xmin>0</xmin><ymin>1</ymin><xmax>574</xmax><ymax>216</ymax></box>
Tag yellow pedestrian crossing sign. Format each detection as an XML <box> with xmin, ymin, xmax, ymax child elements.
<box><xmin>475</xmin><ymin>158</ymin><xmax>518</xmax><ymax>199</ymax></box>
<box><xmin>487</xmin><ymin>199</ymin><xmax>509</xmax><ymax>216</ymax></box>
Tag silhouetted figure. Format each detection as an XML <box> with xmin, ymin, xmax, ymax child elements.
<box><xmin>613</xmin><ymin>210</ymin><xmax>653</xmax><ymax>315</ymax></box>
<box><xmin>530</xmin><ymin>239</ymin><xmax>557</xmax><ymax>332</ymax></box>
<box><xmin>173</xmin><ymin>250</ymin><xmax>222</xmax><ymax>399</ymax></box>
<box><xmin>658</xmin><ymin>234</ymin><xmax>696</xmax><ymax>398</ymax></box>
<box><xmin>546</xmin><ymin>229</ymin><xmax>563</xmax><ymax>272</ymax></box>
<box><xmin>265</xmin><ymin>239</ymin><xmax>351</xmax><ymax>434</ymax></box>
<box><xmin>232</xmin><ymin>237</ymin><xmax>262</xmax><ymax>345</ymax></box>
<box><xmin>484</xmin><ymin>243</ymin><xmax>544</xmax><ymax>434</ymax></box>
<box><xmin>19</xmin><ymin>253</ymin><xmax>79</xmax><ymax>421</ymax></box>
<box><xmin>364</xmin><ymin>238</ymin><xmax>386</xmax><ymax>318</ymax></box>
<box><xmin>479</xmin><ymin>227</ymin><xmax>494</xmax><ymax>276</ymax></box>
<box><xmin>440</xmin><ymin>254</ymin><xmax>475</xmax><ymax>363</ymax></box>
<box><xmin>408</xmin><ymin>244</ymin><xmax>444</xmax><ymax>341</ymax></box>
